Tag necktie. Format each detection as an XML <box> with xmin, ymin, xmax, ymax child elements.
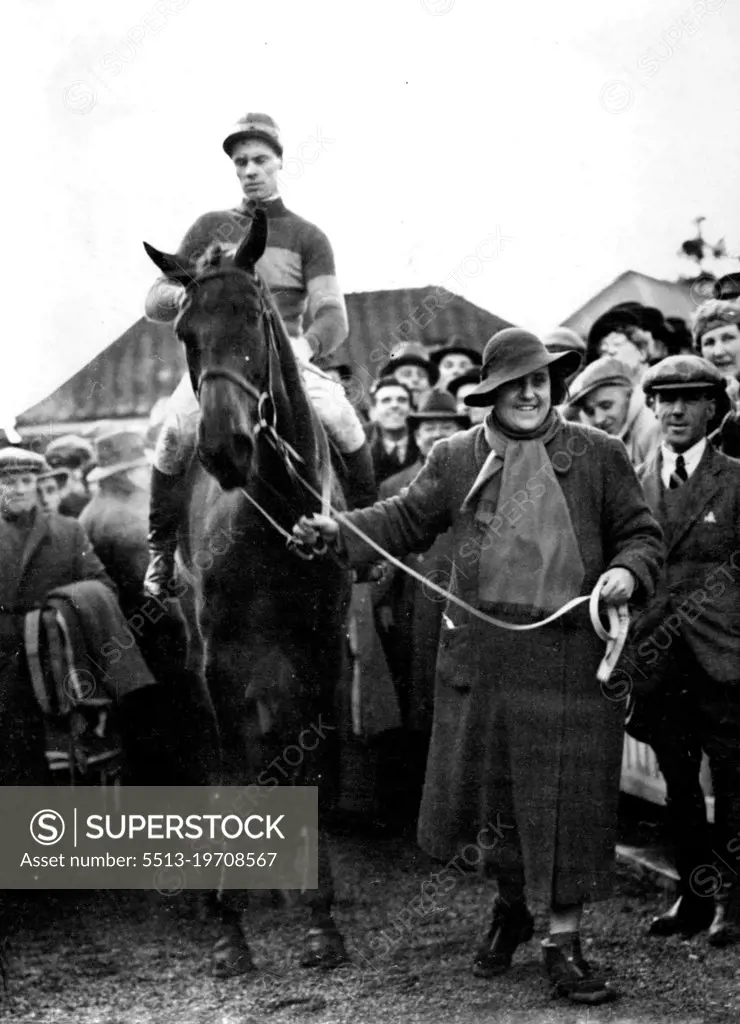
<box><xmin>669</xmin><ymin>454</ymin><xmax>688</xmax><ymax>489</ymax></box>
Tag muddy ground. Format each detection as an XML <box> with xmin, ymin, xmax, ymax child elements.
<box><xmin>1</xmin><ymin>816</ymin><xmax>739</xmax><ymax>1024</ymax></box>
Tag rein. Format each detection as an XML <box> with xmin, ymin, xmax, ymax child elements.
<box><xmin>293</xmin><ymin>472</ymin><xmax>630</xmax><ymax>685</ymax></box>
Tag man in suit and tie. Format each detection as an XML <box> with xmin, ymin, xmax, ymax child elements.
<box><xmin>364</xmin><ymin>377</ymin><xmax>420</xmax><ymax>486</ymax></box>
<box><xmin>628</xmin><ymin>355</ymin><xmax>740</xmax><ymax>945</ymax></box>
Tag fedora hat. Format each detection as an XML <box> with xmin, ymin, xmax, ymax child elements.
<box><xmin>429</xmin><ymin>337</ymin><xmax>482</xmax><ymax>367</ymax></box>
<box><xmin>446</xmin><ymin>368</ymin><xmax>481</xmax><ymax>398</ymax></box>
<box><xmin>86</xmin><ymin>429</ymin><xmax>152</xmax><ymax>484</ymax></box>
<box><xmin>407</xmin><ymin>389</ymin><xmax>470</xmax><ymax>427</ymax></box>
<box><xmin>380</xmin><ymin>341</ymin><xmax>439</xmax><ymax>385</ymax></box>
<box><xmin>463</xmin><ymin>329</ymin><xmax>582</xmax><ymax>407</ymax></box>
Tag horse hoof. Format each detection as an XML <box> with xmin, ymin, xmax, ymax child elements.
<box><xmin>211</xmin><ymin>932</ymin><xmax>256</xmax><ymax>978</ymax></box>
<box><xmin>299</xmin><ymin>927</ymin><xmax>351</xmax><ymax>969</ymax></box>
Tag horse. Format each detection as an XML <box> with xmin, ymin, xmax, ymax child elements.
<box><xmin>143</xmin><ymin>210</ymin><xmax>353</xmax><ymax>977</ymax></box>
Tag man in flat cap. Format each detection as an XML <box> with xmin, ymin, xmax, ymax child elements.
<box><xmin>44</xmin><ymin>434</ymin><xmax>95</xmax><ymax>518</ymax></box>
<box><xmin>627</xmin><ymin>356</ymin><xmax>740</xmax><ymax>946</ymax></box>
<box><xmin>142</xmin><ymin>112</ymin><xmax>375</xmax><ymax>599</ymax></box>
<box><xmin>0</xmin><ymin>447</ymin><xmax>113</xmax><ymax>783</ymax></box>
<box><xmin>566</xmin><ymin>356</ymin><xmax>660</xmax><ymax>466</ymax></box>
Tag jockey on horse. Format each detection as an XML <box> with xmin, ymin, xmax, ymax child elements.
<box><xmin>143</xmin><ymin>112</ymin><xmax>376</xmax><ymax>598</ymax></box>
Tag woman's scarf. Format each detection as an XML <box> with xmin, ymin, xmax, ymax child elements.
<box><xmin>463</xmin><ymin>409</ymin><xmax>585</xmax><ymax>614</ymax></box>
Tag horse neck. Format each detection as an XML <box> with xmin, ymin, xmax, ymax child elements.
<box><xmin>268</xmin><ymin>316</ymin><xmax>320</xmax><ymax>476</ymax></box>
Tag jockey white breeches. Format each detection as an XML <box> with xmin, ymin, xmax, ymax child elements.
<box><xmin>154</xmin><ymin>340</ymin><xmax>366</xmax><ymax>476</ymax></box>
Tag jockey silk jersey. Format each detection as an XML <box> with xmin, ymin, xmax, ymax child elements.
<box><xmin>149</xmin><ymin>197</ymin><xmax>348</xmax><ymax>360</ymax></box>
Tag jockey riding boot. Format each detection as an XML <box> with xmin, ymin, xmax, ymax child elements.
<box><xmin>341</xmin><ymin>441</ymin><xmax>377</xmax><ymax>510</ymax></box>
<box><xmin>143</xmin><ymin>467</ymin><xmax>186</xmax><ymax>602</ymax></box>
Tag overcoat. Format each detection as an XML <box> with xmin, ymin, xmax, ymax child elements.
<box><xmin>79</xmin><ymin>484</ymin><xmax>219</xmax><ymax>785</ymax></box>
<box><xmin>629</xmin><ymin>443</ymin><xmax>740</xmax><ymax>691</ymax></box>
<box><xmin>0</xmin><ymin>510</ymin><xmax>113</xmax><ymax>783</ymax></box>
<box><xmin>377</xmin><ymin>459</ymin><xmax>453</xmax><ymax>734</ymax></box>
<box><xmin>339</xmin><ymin>420</ymin><xmax>664</xmax><ymax>904</ymax></box>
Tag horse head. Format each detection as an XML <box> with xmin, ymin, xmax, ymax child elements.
<box><xmin>144</xmin><ymin>211</ymin><xmax>287</xmax><ymax>491</ymax></box>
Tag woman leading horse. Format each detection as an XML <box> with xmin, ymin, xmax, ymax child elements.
<box><xmin>295</xmin><ymin>328</ymin><xmax>664</xmax><ymax>1005</ymax></box>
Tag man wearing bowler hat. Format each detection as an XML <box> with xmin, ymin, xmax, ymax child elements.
<box><xmin>627</xmin><ymin>356</ymin><xmax>740</xmax><ymax>946</ymax></box>
<box><xmin>295</xmin><ymin>328</ymin><xmax>662</xmax><ymax>1004</ymax></box>
<box><xmin>142</xmin><ymin>112</ymin><xmax>375</xmax><ymax>600</ymax></box>
<box><xmin>448</xmin><ymin>369</ymin><xmax>486</xmax><ymax>424</ymax></box>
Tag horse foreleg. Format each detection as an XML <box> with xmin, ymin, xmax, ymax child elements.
<box><xmin>209</xmin><ymin>891</ymin><xmax>255</xmax><ymax>978</ymax></box>
<box><xmin>299</xmin><ymin>826</ymin><xmax>349</xmax><ymax>969</ymax></box>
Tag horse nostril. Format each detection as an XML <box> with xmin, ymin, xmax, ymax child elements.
<box><xmin>232</xmin><ymin>434</ymin><xmax>253</xmax><ymax>461</ymax></box>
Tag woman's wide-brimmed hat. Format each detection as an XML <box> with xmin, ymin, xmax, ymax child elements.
<box><xmin>463</xmin><ymin>329</ymin><xmax>582</xmax><ymax>407</ymax></box>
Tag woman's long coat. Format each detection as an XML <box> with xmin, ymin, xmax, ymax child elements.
<box><xmin>340</xmin><ymin>420</ymin><xmax>664</xmax><ymax>904</ymax></box>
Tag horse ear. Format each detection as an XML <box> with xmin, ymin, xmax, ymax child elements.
<box><xmin>233</xmin><ymin>208</ymin><xmax>268</xmax><ymax>270</ymax></box>
<box><xmin>142</xmin><ymin>242</ymin><xmax>192</xmax><ymax>285</ymax></box>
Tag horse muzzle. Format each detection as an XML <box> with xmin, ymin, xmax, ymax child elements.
<box><xmin>197</xmin><ymin>429</ymin><xmax>254</xmax><ymax>491</ymax></box>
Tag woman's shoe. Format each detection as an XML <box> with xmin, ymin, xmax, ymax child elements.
<box><xmin>542</xmin><ymin>934</ymin><xmax>617</xmax><ymax>1005</ymax></box>
<box><xmin>471</xmin><ymin>897</ymin><xmax>535</xmax><ymax>977</ymax></box>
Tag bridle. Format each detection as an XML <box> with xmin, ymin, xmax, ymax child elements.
<box><xmin>183</xmin><ymin>269</ymin><xmax>326</xmax><ymax>559</ymax></box>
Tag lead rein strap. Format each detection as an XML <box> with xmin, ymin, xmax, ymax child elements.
<box><xmin>295</xmin><ymin>473</ymin><xmax>630</xmax><ymax>685</ymax></box>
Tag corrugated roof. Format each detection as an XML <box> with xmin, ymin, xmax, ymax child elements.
<box><xmin>16</xmin><ymin>287</ymin><xmax>512</xmax><ymax>431</ymax></box>
<box><xmin>16</xmin><ymin>320</ymin><xmax>186</xmax><ymax>430</ymax></box>
<box><xmin>340</xmin><ymin>286</ymin><xmax>512</xmax><ymax>384</ymax></box>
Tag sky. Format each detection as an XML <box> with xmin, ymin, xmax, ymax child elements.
<box><xmin>4</xmin><ymin>0</ymin><xmax>740</xmax><ymax>431</ymax></box>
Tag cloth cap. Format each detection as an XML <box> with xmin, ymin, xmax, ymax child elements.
<box><xmin>44</xmin><ymin>434</ymin><xmax>94</xmax><ymax>470</ymax></box>
<box><xmin>429</xmin><ymin>337</ymin><xmax>482</xmax><ymax>367</ymax></box>
<box><xmin>568</xmin><ymin>357</ymin><xmax>634</xmax><ymax>407</ymax></box>
<box><xmin>222</xmin><ymin>113</ymin><xmax>283</xmax><ymax>158</ymax></box>
<box><xmin>446</xmin><ymin>368</ymin><xmax>481</xmax><ymax>398</ymax></box>
<box><xmin>380</xmin><ymin>341</ymin><xmax>439</xmax><ymax>385</ymax></box>
<box><xmin>642</xmin><ymin>355</ymin><xmax>726</xmax><ymax>395</ymax></box>
<box><xmin>407</xmin><ymin>389</ymin><xmax>470</xmax><ymax>426</ymax></box>
<box><xmin>86</xmin><ymin>430</ymin><xmax>152</xmax><ymax>484</ymax></box>
<box><xmin>0</xmin><ymin>447</ymin><xmax>48</xmax><ymax>477</ymax></box>
<box><xmin>463</xmin><ymin>328</ymin><xmax>582</xmax><ymax>407</ymax></box>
